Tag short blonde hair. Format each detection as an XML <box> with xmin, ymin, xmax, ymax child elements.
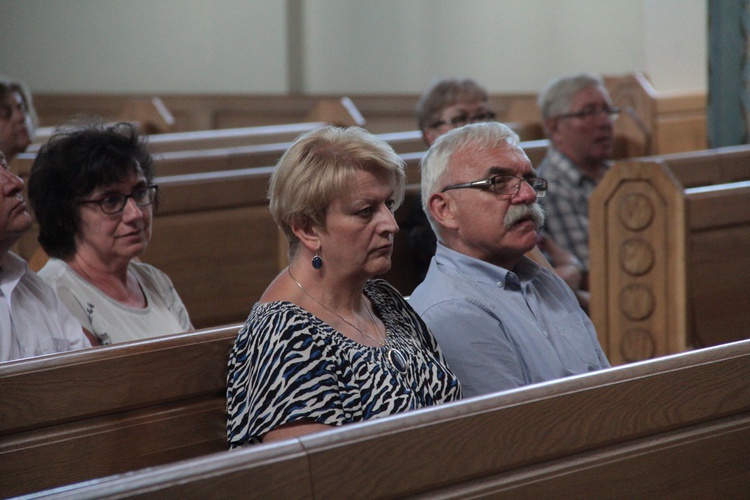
<box><xmin>269</xmin><ymin>126</ymin><xmax>406</xmax><ymax>257</ymax></box>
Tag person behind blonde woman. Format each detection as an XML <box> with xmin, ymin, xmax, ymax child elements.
<box><xmin>0</xmin><ymin>77</ymin><xmax>36</xmax><ymax>161</ymax></box>
<box><xmin>0</xmin><ymin>152</ymin><xmax>90</xmax><ymax>362</ymax></box>
<box><xmin>226</xmin><ymin>126</ymin><xmax>461</xmax><ymax>447</ymax></box>
<box><xmin>409</xmin><ymin>122</ymin><xmax>609</xmax><ymax>398</ymax></box>
<box><xmin>28</xmin><ymin>122</ymin><xmax>192</xmax><ymax>346</ymax></box>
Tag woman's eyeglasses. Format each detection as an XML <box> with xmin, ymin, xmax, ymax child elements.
<box><xmin>431</xmin><ymin>111</ymin><xmax>497</xmax><ymax>128</ymax></box>
<box><xmin>78</xmin><ymin>184</ymin><xmax>158</xmax><ymax>215</ymax></box>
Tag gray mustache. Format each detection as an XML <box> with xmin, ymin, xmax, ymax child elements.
<box><xmin>504</xmin><ymin>203</ymin><xmax>545</xmax><ymax>230</ymax></box>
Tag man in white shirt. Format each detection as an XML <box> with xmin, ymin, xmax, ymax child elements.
<box><xmin>0</xmin><ymin>152</ymin><xmax>89</xmax><ymax>362</ymax></box>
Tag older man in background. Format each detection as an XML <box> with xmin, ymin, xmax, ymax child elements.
<box><xmin>536</xmin><ymin>73</ymin><xmax>618</xmax><ymax>274</ymax></box>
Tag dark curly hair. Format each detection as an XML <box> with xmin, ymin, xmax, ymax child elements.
<box><xmin>28</xmin><ymin>121</ymin><xmax>155</xmax><ymax>259</ymax></box>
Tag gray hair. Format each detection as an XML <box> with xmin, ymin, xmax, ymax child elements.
<box><xmin>419</xmin><ymin>122</ymin><xmax>519</xmax><ymax>237</ymax></box>
<box><xmin>537</xmin><ymin>73</ymin><xmax>607</xmax><ymax>120</ymax></box>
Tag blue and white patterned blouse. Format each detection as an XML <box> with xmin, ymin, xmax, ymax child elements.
<box><xmin>226</xmin><ymin>279</ymin><xmax>461</xmax><ymax>447</ymax></box>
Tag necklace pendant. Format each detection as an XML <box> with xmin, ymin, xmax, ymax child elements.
<box><xmin>388</xmin><ymin>347</ymin><xmax>407</xmax><ymax>373</ymax></box>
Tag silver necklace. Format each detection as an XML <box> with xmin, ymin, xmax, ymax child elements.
<box><xmin>287</xmin><ymin>267</ymin><xmax>407</xmax><ymax>373</ymax></box>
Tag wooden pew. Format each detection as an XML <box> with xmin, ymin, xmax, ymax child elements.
<box><xmin>606</xmin><ymin>72</ymin><xmax>707</xmax><ymax>157</ymax></box>
<box><xmin>589</xmin><ymin>158</ymin><xmax>750</xmax><ymax>365</ymax></box>
<box><xmin>30</xmin><ymin>73</ymin><xmax>706</xmax><ymax>149</ymax></box>
<box><xmin>30</xmin><ymin>92</ymin><xmax>544</xmax><ymax>137</ymax></box>
<box><xmin>145</xmin><ymin>96</ymin><xmax>366</xmax><ymax>153</ymax></box>
<box><xmin>10</xmin><ymin>130</ymin><xmax>427</xmax><ymax>183</ymax></box>
<box><xmin>23</xmin><ymin>338</ymin><xmax>750</xmax><ymax>499</ymax></box>
<box><xmin>28</xmin><ymin>97</ymin><xmax>176</xmax><ymax>153</ymax></box>
<box><xmin>0</xmin><ymin>323</ymin><xmax>241</xmax><ymax>498</ymax></box>
<box><xmin>140</xmin><ymin>168</ymin><xmax>279</xmax><ymax>328</ymax></box>
<box><xmin>635</xmin><ymin>143</ymin><xmax>750</xmax><ymax>188</ymax></box>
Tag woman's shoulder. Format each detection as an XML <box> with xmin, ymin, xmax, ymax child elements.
<box><xmin>129</xmin><ymin>260</ymin><xmax>167</xmax><ymax>278</ymax></box>
<box><xmin>365</xmin><ymin>278</ymin><xmax>401</xmax><ymax>298</ymax></box>
<box><xmin>245</xmin><ymin>300</ymin><xmax>315</xmax><ymax>335</ymax></box>
<box><xmin>235</xmin><ymin>301</ymin><xmax>321</xmax><ymax>353</ymax></box>
<box><xmin>36</xmin><ymin>258</ymin><xmax>69</xmax><ymax>283</ymax></box>
<box><xmin>128</xmin><ymin>261</ymin><xmax>177</xmax><ymax>289</ymax></box>
<box><xmin>365</xmin><ymin>278</ymin><xmax>409</xmax><ymax>310</ymax></box>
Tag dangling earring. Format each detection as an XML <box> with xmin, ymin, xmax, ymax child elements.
<box><xmin>312</xmin><ymin>251</ymin><xmax>323</xmax><ymax>270</ymax></box>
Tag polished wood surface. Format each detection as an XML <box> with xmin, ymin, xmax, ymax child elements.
<box><xmin>24</xmin><ymin>339</ymin><xmax>750</xmax><ymax>499</ymax></box>
<box><xmin>0</xmin><ymin>324</ymin><xmax>240</xmax><ymax>498</ymax></box>
<box><xmin>590</xmin><ymin>150</ymin><xmax>750</xmax><ymax>365</ymax></box>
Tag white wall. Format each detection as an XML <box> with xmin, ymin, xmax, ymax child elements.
<box><xmin>0</xmin><ymin>0</ymin><xmax>706</xmax><ymax>95</ymax></box>
<box><xmin>644</xmin><ymin>0</ymin><xmax>707</xmax><ymax>92</ymax></box>
<box><xmin>0</xmin><ymin>0</ymin><xmax>288</xmax><ymax>93</ymax></box>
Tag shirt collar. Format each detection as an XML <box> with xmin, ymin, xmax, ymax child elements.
<box><xmin>434</xmin><ymin>242</ymin><xmax>542</xmax><ymax>289</ymax></box>
<box><xmin>547</xmin><ymin>145</ymin><xmax>610</xmax><ymax>186</ymax></box>
<box><xmin>0</xmin><ymin>252</ymin><xmax>27</xmax><ymax>298</ymax></box>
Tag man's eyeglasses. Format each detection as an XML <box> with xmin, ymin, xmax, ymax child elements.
<box><xmin>78</xmin><ymin>184</ymin><xmax>158</xmax><ymax>215</ymax></box>
<box><xmin>441</xmin><ymin>174</ymin><xmax>547</xmax><ymax>198</ymax></box>
<box><xmin>431</xmin><ymin>111</ymin><xmax>497</xmax><ymax>128</ymax></box>
<box><xmin>557</xmin><ymin>104</ymin><xmax>620</xmax><ymax>121</ymax></box>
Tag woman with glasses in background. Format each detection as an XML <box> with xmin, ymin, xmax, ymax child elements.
<box><xmin>28</xmin><ymin>122</ymin><xmax>192</xmax><ymax>346</ymax></box>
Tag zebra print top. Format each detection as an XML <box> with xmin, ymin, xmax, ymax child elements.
<box><xmin>226</xmin><ymin>279</ymin><xmax>461</xmax><ymax>447</ymax></box>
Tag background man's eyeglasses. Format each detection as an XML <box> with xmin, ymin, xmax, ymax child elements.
<box><xmin>557</xmin><ymin>105</ymin><xmax>619</xmax><ymax>121</ymax></box>
<box><xmin>432</xmin><ymin>111</ymin><xmax>497</xmax><ymax>128</ymax></box>
<box><xmin>441</xmin><ymin>174</ymin><xmax>547</xmax><ymax>198</ymax></box>
<box><xmin>78</xmin><ymin>184</ymin><xmax>159</xmax><ymax>215</ymax></box>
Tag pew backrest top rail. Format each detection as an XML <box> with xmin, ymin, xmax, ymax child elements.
<box><xmin>28</xmin><ymin>338</ymin><xmax>750</xmax><ymax>499</ymax></box>
<box><xmin>0</xmin><ymin>324</ymin><xmax>241</xmax><ymax>435</ymax></box>
<box><xmin>147</xmin><ymin>121</ymin><xmax>327</xmax><ymax>153</ymax></box>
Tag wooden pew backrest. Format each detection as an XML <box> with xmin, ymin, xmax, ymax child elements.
<box><xmin>632</xmin><ymin>144</ymin><xmax>750</xmax><ymax>188</ymax></box>
<box><xmin>686</xmin><ymin>180</ymin><xmax>750</xmax><ymax>347</ymax></box>
<box><xmin>28</xmin><ymin>339</ymin><xmax>750</xmax><ymax>499</ymax></box>
<box><xmin>607</xmin><ymin>72</ymin><xmax>707</xmax><ymax>157</ymax></box>
<box><xmin>590</xmin><ymin>160</ymin><xmax>750</xmax><ymax>365</ymax></box>
<box><xmin>142</xmin><ymin>168</ymin><xmax>278</xmax><ymax>327</ymax></box>
<box><xmin>0</xmin><ymin>324</ymin><xmax>241</xmax><ymax>498</ymax></box>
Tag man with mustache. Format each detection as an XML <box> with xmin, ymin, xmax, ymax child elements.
<box><xmin>409</xmin><ymin>122</ymin><xmax>609</xmax><ymax>397</ymax></box>
<box><xmin>410</xmin><ymin>77</ymin><xmax>589</xmax><ymax>311</ymax></box>
<box><xmin>537</xmin><ymin>73</ymin><xmax>617</xmax><ymax>277</ymax></box>
<box><xmin>0</xmin><ymin>152</ymin><xmax>90</xmax><ymax>362</ymax></box>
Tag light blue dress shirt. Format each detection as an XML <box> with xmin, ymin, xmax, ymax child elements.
<box><xmin>409</xmin><ymin>243</ymin><xmax>610</xmax><ymax>398</ymax></box>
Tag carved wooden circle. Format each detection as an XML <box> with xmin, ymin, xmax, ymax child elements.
<box><xmin>618</xmin><ymin>193</ymin><xmax>654</xmax><ymax>231</ymax></box>
<box><xmin>620</xmin><ymin>328</ymin><xmax>656</xmax><ymax>362</ymax></box>
<box><xmin>620</xmin><ymin>238</ymin><xmax>655</xmax><ymax>276</ymax></box>
<box><xmin>619</xmin><ymin>284</ymin><xmax>655</xmax><ymax>321</ymax></box>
